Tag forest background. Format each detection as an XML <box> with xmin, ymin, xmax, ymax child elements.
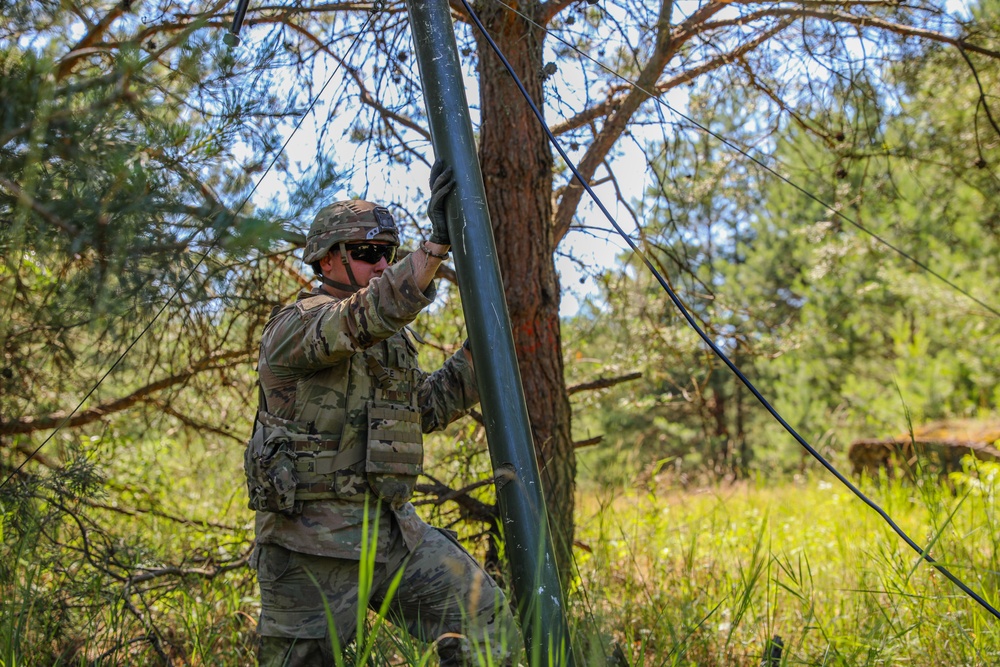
<box><xmin>1</xmin><ymin>0</ymin><xmax>999</xmax><ymax>664</ymax></box>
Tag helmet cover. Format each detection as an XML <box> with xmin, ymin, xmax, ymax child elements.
<box><xmin>303</xmin><ymin>200</ymin><xmax>400</xmax><ymax>264</ymax></box>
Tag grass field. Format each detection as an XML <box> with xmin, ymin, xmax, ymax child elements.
<box><xmin>3</xmin><ymin>456</ymin><xmax>999</xmax><ymax>666</ymax></box>
<box><xmin>570</xmin><ymin>468</ymin><xmax>1000</xmax><ymax>665</ymax></box>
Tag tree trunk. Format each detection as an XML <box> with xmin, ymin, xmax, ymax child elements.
<box><xmin>734</xmin><ymin>346</ymin><xmax>751</xmax><ymax>477</ymax></box>
<box><xmin>708</xmin><ymin>372</ymin><xmax>730</xmax><ymax>474</ymax></box>
<box><xmin>472</xmin><ymin>0</ymin><xmax>575</xmax><ymax>586</ymax></box>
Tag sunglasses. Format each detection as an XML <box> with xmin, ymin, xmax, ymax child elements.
<box><xmin>345</xmin><ymin>243</ymin><xmax>397</xmax><ymax>265</ymax></box>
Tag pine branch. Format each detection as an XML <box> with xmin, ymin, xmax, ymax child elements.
<box><xmin>0</xmin><ymin>176</ymin><xmax>81</xmax><ymax>235</ymax></box>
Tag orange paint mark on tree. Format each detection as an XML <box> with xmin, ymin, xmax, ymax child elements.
<box><xmin>516</xmin><ymin>318</ymin><xmax>540</xmax><ymax>356</ymax></box>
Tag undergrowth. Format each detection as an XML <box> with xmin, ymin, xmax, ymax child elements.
<box><xmin>2</xmin><ymin>447</ymin><xmax>999</xmax><ymax>666</ymax></box>
<box><xmin>570</xmin><ymin>462</ymin><xmax>1000</xmax><ymax>665</ymax></box>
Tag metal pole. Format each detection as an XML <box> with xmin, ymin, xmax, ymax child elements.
<box><xmin>223</xmin><ymin>0</ymin><xmax>250</xmax><ymax>46</ymax></box>
<box><xmin>405</xmin><ymin>1</ymin><xmax>574</xmax><ymax>665</ymax></box>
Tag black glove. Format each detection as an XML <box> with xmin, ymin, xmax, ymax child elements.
<box><xmin>427</xmin><ymin>159</ymin><xmax>456</xmax><ymax>246</ymax></box>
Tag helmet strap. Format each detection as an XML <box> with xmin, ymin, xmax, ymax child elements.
<box><xmin>319</xmin><ymin>274</ymin><xmax>361</xmax><ymax>293</ymax></box>
<box><xmin>317</xmin><ymin>243</ymin><xmax>361</xmax><ymax>293</ymax></box>
<box><xmin>338</xmin><ymin>243</ymin><xmax>362</xmax><ymax>289</ymax></box>
<box><xmin>315</xmin><ymin>245</ymin><xmax>364</xmax><ymax>294</ymax></box>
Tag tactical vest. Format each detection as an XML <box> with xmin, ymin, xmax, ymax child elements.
<box><xmin>245</xmin><ymin>295</ymin><xmax>424</xmax><ymax>515</ymax></box>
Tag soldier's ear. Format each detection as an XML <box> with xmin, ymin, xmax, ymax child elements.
<box><xmin>319</xmin><ymin>250</ymin><xmax>337</xmax><ymax>274</ymax></box>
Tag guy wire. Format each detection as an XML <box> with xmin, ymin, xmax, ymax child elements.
<box><xmin>461</xmin><ymin>0</ymin><xmax>1000</xmax><ymax>623</ymax></box>
<box><xmin>0</xmin><ymin>12</ymin><xmax>376</xmax><ymax>491</ymax></box>
<box><xmin>487</xmin><ymin>0</ymin><xmax>1000</xmax><ymax>319</ymax></box>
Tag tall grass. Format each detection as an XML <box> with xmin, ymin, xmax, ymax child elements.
<box><xmin>569</xmin><ymin>465</ymin><xmax>1000</xmax><ymax>665</ymax></box>
<box><xmin>4</xmin><ymin>447</ymin><xmax>999</xmax><ymax>665</ymax></box>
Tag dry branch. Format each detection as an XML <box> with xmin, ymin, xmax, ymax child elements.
<box><xmin>414</xmin><ymin>476</ymin><xmax>496</xmax><ymax>524</ymax></box>
<box><xmin>0</xmin><ymin>349</ymin><xmax>253</xmax><ymax>436</ymax></box>
<box><xmin>568</xmin><ymin>371</ymin><xmax>643</xmax><ymax>395</ymax></box>
<box><xmin>554</xmin><ymin>0</ymin><xmax>704</xmax><ymax>243</ymax></box>
<box><xmin>126</xmin><ymin>549</ymin><xmax>252</xmax><ymax>584</ymax></box>
<box><xmin>573</xmin><ymin>436</ymin><xmax>603</xmax><ymax>449</ymax></box>
<box><xmin>82</xmin><ymin>496</ymin><xmax>243</xmax><ymax>532</ymax></box>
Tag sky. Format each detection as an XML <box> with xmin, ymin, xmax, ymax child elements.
<box><xmin>241</xmin><ymin>12</ymin><xmax>673</xmax><ymax>318</ymax></box>
<box><xmin>241</xmin><ymin>0</ymin><xmax>978</xmax><ymax>317</ymax></box>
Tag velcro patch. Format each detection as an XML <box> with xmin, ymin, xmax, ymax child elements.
<box><xmin>296</xmin><ymin>294</ymin><xmax>336</xmax><ymax>312</ymax></box>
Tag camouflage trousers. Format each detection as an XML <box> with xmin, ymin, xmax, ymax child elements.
<box><xmin>255</xmin><ymin>528</ymin><xmax>521</xmax><ymax>666</ymax></box>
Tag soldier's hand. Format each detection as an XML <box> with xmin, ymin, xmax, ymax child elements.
<box><xmin>427</xmin><ymin>159</ymin><xmax>455</xmax><ymax>246</ymax></box>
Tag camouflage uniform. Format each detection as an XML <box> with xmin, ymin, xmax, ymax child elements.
<box><xmin>249</xmin><ymin>243</ymin><xmax>519</xmax><ymax>666</ymax></box>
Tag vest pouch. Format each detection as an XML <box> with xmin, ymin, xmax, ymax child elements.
<box><xmin>365</xmin><ymin>401</ymin><xmax>424</xmax><ymax>507</ymax></box>
<box><xmin>244</xmin><ymin>423</ymin><xmax>301</xmax><ymax>516</ymax></box>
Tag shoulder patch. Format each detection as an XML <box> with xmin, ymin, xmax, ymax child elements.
<box><xmin>295</xmin><ymin>294</ymin><xmax>338</xmax><ymax>313</ymax></box>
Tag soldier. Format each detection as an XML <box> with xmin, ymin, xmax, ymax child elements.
<box><xmin>246</xmin><ymin>161</ymin><xmax>520</xmax><ymax>666</ymax></box>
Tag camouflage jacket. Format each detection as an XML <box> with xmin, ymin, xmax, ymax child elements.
<box><xmin>253</xmin><ymin>252</ymin><xmax>479</xmax><ymax>561</ymax></box>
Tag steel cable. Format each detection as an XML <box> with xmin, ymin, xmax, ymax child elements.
<box><xmin>461</xmin><ymin>0</ymin><xmax>1000</xmax><ymax>622</ymax></box>
<box><xmin>487</xmin><ymin>0</ymin><xmax>1000</xmax><ymax>319</ymax></box>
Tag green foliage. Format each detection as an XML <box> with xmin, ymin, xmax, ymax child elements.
<box><xmin>2</xmin><ymin>0</ymin><xmax>1000</xmax><ymax>663</ymax></box>
<box><xmin>571</xmin><ymin>472</ymin><xmax>1000</xmax><ymax>665</ymax></box>
<box><xmin>0</xmin><ymin>0</ymin><xmax>315</xmax><ymax>459</ymax></box>
<box><xmin>10</xmin><ymin>435</ymin><xmax>999</xmax><ymax>667</ymax></box>
<box><xmin>0</xmin><ymin>425</ymin><xmax>258</xmax><ymax>665</ymax></box>
<box><xmin>2</xmin><ymin>41</ymin><xmax>264</xmax><ymax>310</ymax></box>
<box><xmin>566</xmin><ymin>2</ymin><xmax>1000</xmax><ymax>482</ymax></box>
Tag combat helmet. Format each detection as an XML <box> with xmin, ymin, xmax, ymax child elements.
<box><xmin>303</xmin><ymin>200</ymin><xmax>400</xmax><ymax>264</ymax></box>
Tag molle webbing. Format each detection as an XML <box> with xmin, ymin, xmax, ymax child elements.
<box><xmin>366</xmin><ymin>402</ymin><xmax>423</xmax><ymax>473</ymax></box>
<box><xmin>365</xmin><ymin>352</ymin><xmax>419</xmax><ymax>406</ymax></box>
<box><xmin>295</xmin><ymin>480</ymin><xmax>340</xmax><ymax>500</ymax></box>
<box><xmin>368</xmin><ymin>446</ymin><xmax>422</xmax><ymax>467</ymax></box>
<box><xmin>255</xmin><ymin>409</ymin><xmax>364</xmax><ymax>501</ymax></box>
<box><xmin>293</xmin><ymin>441</ymin><xmax>366</xmax><ymax>500</ymax></box>
<box><xmin>294</xmin><ymin>444</ymin><xmax>365</xmax><ymax>474</ymax></box>
<box><xmin>368</xmin><ymin>406</ymin><xmax>422</xmax><ymax>465</ymax></box>
<box><xmin>362</xmin><ymin>340</ymin><xmax>424</xmax><ymax>506</ymax></box>
<box><xmin>366</xmin><ymin>354</ymin><xmax>392</xmax><ymax>389</ymax></box>
<box><xmin>369</xmin><ymin>405</ymin><xmax>421</xmax><ymax>422</ymax></box>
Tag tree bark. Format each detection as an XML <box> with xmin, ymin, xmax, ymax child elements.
<box><xmin>471</xmin><ymin>0</ymin><xmax>575</xmax><ymax>585</ymax></box>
